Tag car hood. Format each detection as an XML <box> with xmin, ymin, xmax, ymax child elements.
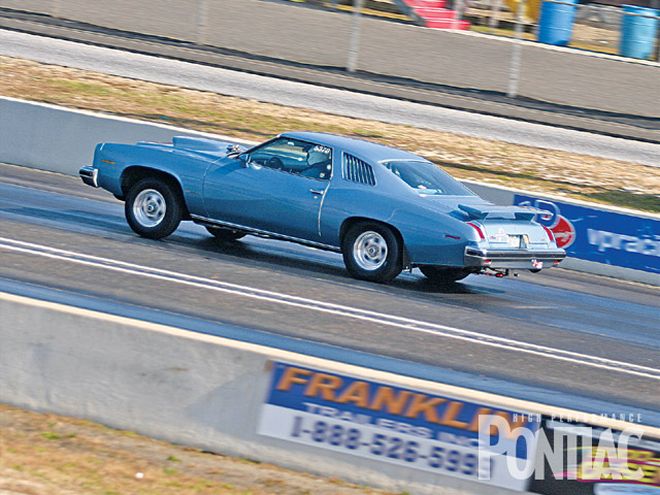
<box><xmin>137</xmin><ymin>136</ymin><xmax>248</xmax><ymax>160</ymax></box>
<box><xmin>172</xmin><ymin>136</ymin><xmax>247</xmax><ymax>158</ymax></box>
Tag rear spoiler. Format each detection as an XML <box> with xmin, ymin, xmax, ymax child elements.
<box><xmin>458</xmin><ymin>204</ymin><xmax>542</xmax><ymax>221</ymax></box>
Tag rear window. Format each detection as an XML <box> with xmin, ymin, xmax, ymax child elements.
<box><xmin>383</xmin><ymin>160</ymin><xmax>475</xmax><ymax>196</ymax></box>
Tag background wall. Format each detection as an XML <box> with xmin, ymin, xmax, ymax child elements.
<box><xmin>0</xmin><ymin>0</ymin><xmax>658</xmax><ymax>117</ymax></box>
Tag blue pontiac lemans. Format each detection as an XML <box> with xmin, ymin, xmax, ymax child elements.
<box><xmin>80</xmin><ymin>132</ymin><xmax>565</xmax><ymax>283</ymax></box>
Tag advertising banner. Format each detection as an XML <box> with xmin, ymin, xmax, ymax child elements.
<box><xmin>530</xmin><ymin>419</ymin><xmax>660</xmax><ymax>494</ymax></box>
<box><xmin>258</xmin><ymin>362</ymin><xmax>541</xmax><ymax>491</ymax></box>
<box><xmin>514</xmin><ymin>195</ymin><xmax>659</xmax><ymax>274</ymax></box>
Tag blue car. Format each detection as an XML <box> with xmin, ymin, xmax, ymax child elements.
<box><xmin>80</xmin><ymin>132</ymin><xmax>565</xmax><ymax>283</ymax></box>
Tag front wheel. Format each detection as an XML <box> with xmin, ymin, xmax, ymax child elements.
<box><xmin>420</xmin><ymin>266</ymin><xmax>472</xmax><ymax>285</ymax></box>
<box><xmin>342</xmin><ymin>222</ymin><xmax>403</xmax><ymax>283</ymax></box>
<box><xmin>125</xmin><ymin>178</ymin><xmax>183</xmax><ymax>239</ymax></box>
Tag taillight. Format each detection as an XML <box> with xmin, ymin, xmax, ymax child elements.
<box><xmin>467</xmin><ymin>222</ymin><xmax>485</xmax><ymax>241</ymax></box>
<box><xmin>542</xmin><ymin>225</ymin><xmax>555</xmax><ymax>243</ymax></box>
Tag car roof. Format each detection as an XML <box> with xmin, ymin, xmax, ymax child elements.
<box><xmin>281</xmin><ymin>131</ymin><xmax>422</xmax><ymax>162</ymax></box>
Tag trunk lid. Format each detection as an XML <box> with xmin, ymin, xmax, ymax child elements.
<box><xmin>458</xmin><ymin>204</ymin><xmax>551</xmax><ymax>248</ymax></box>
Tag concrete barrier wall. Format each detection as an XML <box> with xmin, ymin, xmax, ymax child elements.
<box><xmin>3</xmin><ymin>291</ymin><xmax>658</xmax><ymax>494</ymax></box>
<box><xmin>0</xmin><ymin>0</ymin><xmax>658</xmax><ymax>117</ymax></box>
<box><xmin>0</xmin><ymin>96</ymin><xmax>657</xmax><ymax>285</ymax></box>
<box><xmin>0</xmin><ymin>0</ymin><xmax>53</xmax><ymax>14</ymax></box>
<box><xmin>57</xmin><ymin>0</ymin><xmax>200</xmax><ymax>42</ymax></box>
<box><xmin>1</xmin><ymin>290</ymin><xmax>542</xmax><ymax>495</ymax></box>
<box><xmin>0</xmin><ymin>97</ymin><xmax>250</xmax><ymax>175</ymax></box>
<box><xmin>206</xmin><ymin>0</ymin><xmax>352</xmax><ymax>67</ymax></box>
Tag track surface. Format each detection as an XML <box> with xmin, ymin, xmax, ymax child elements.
<box><xmin>2</xmin><ymin>29</ymin><xmax>660</xmax><ymax>167</ymax></box>
<box><xmin>1</xmin><ymin>164</ymin><xmax>658</xmax><ymax>423</ymax></box>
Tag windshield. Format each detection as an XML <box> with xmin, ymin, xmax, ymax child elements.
<box><xmin>383</xmin><ymin>160</ymin><xmax>475</xmax><ymax>196</ymax></box>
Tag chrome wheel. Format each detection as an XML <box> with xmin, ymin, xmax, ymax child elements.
<box><xmin>133</xmin><ymin>189</ymin><xmax>166</xmax><ymax>228</ymax></box>
<box><xmin>353</xmin><ymin>231</ymin><xmax>388</xmax><ymax>271</ymax></box>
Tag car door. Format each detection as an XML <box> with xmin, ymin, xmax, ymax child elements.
<box><xmin>202</xmin><ymin>137</ymin><xmax>333</xmax><ymax>241</ymax></box>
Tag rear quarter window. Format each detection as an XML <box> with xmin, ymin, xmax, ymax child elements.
<box><xmin>383</xmin><ymin>160</ymin><xmax>474</xmax><ymax>196</ymax></box>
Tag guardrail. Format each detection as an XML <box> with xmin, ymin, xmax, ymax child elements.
<box><xmin>0</xmin><ymin>96</ymin><xmax>657</xmax><ymax>285</ymax></box>
<box><xmin>2</xmin><ymin>288</ymin><xmax>659</xmax><ymax>495</ymax></box>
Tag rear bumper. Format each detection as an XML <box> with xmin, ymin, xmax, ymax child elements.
<box><xmin>465</xmin><ymin>246</ymin><xmax>566</xmax><ymax>269</ymax></box>
<box><xmin>79</xmin><ymin>166</ymin><xmax>99</xmax><ymax>188</ymax></box>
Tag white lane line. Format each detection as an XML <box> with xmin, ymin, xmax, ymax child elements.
<box><xmin>1</xmin><ymin>236</ymin><xmax>659</xmax><ymax>380</ymax></box>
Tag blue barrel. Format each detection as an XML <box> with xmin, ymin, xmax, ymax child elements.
<box><xmin>537</xmin><ymin>0</ymin><xmax>579</xmax><ymax>46</ymax></box>
<box><xmin>620</xmin><ymin>5</ymin><xmax>658</xmax><ymax>60</ymax></box>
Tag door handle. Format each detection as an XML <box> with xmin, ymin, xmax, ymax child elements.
<box><xmin>309</xmin><ymin>189</ymin><xmax>324</xmax><ymax>196</ymax></box>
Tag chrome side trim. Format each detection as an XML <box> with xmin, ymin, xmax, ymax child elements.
<box><xmin>79</xmin><ymin>166</ymin><xmax>99</xmax><ymax>188</ymax></box>
<box><xmin>190</xmin><ymin>214</ymin><xmax>341</xmax><ymax>252</ymax></box>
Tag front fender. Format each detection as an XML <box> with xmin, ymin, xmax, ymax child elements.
<box><xmin>94</xmin><ymin>143</ymin><xmax>210</xmax><ymax>214</ymax></box>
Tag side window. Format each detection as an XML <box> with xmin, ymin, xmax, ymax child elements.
<box><xmin>301</xmin><ymin>144</ymin><xmax>332</xmax><ymax>180</ymax></box>
<box><xmin>246</xmin><ymin>138</ymin><xmax>332</xmax><ymax>180</ymax></box>
<box><xmin>247</xmin><ymin>138</ymin><xmax>307</xmax><ymax>170</ymax></box>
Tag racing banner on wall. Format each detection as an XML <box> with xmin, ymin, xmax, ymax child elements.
<box><xmin>514</xmin><ymin>194</ymin><xmax>659</xmax><ymax>274</ymax></box>
<box><xmin>530</xmin><ymin>419</ymin><xmax>660</xmax><ymax>494</ymax></box>
<box><xmin>258</xmin><ymin>362</ymin><xmax>541</xmax><ymax>491</ymax></box>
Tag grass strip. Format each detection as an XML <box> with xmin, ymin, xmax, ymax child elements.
<box><xmin>0</xmin><ymin>402</ymin><xmax>396</xmax><ymax>495</ymax></box>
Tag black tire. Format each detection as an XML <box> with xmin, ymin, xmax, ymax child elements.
<box><xmin>125</xmin><ymin>178</ymin><xmax>183</xmax><ymax>239</ymax></box>
<box><xmin>205</xmin><ymin>226</ymin><xmax>246</xmax><ymax>242</ymax></box>
<box><xmin>342</xmin><ymin>222</ymin><xmax>403</xmax><ymax>283</ymax></box>
<box><xmin>420</xmin><ymin>266</ymin><xmax>472</xmax><ymax>285</ymax></box>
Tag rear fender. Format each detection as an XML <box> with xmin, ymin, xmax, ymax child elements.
<box><xmin>387</xmin><ymin>208</ymin><xmax>472</xmax><ymax>266</ymax></box>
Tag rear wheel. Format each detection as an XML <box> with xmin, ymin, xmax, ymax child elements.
<box><xmin>420</xmin><ymin>266</ymin><xmax>472</xmax><ymax>285</ymax></box>
<box><xmin>125</xmin><ymin>178</ymin><xmax>183</xmax><ymax>239</ymax></box>
<box><xmin>205</xmin><ymin>226</ymin><xmax>246</xmax><ymax>242</ymax></box>
<box><xmin>342</xmin><ymin>222</ymin><xmax>403</xmax><ymax>283</ymax></box>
